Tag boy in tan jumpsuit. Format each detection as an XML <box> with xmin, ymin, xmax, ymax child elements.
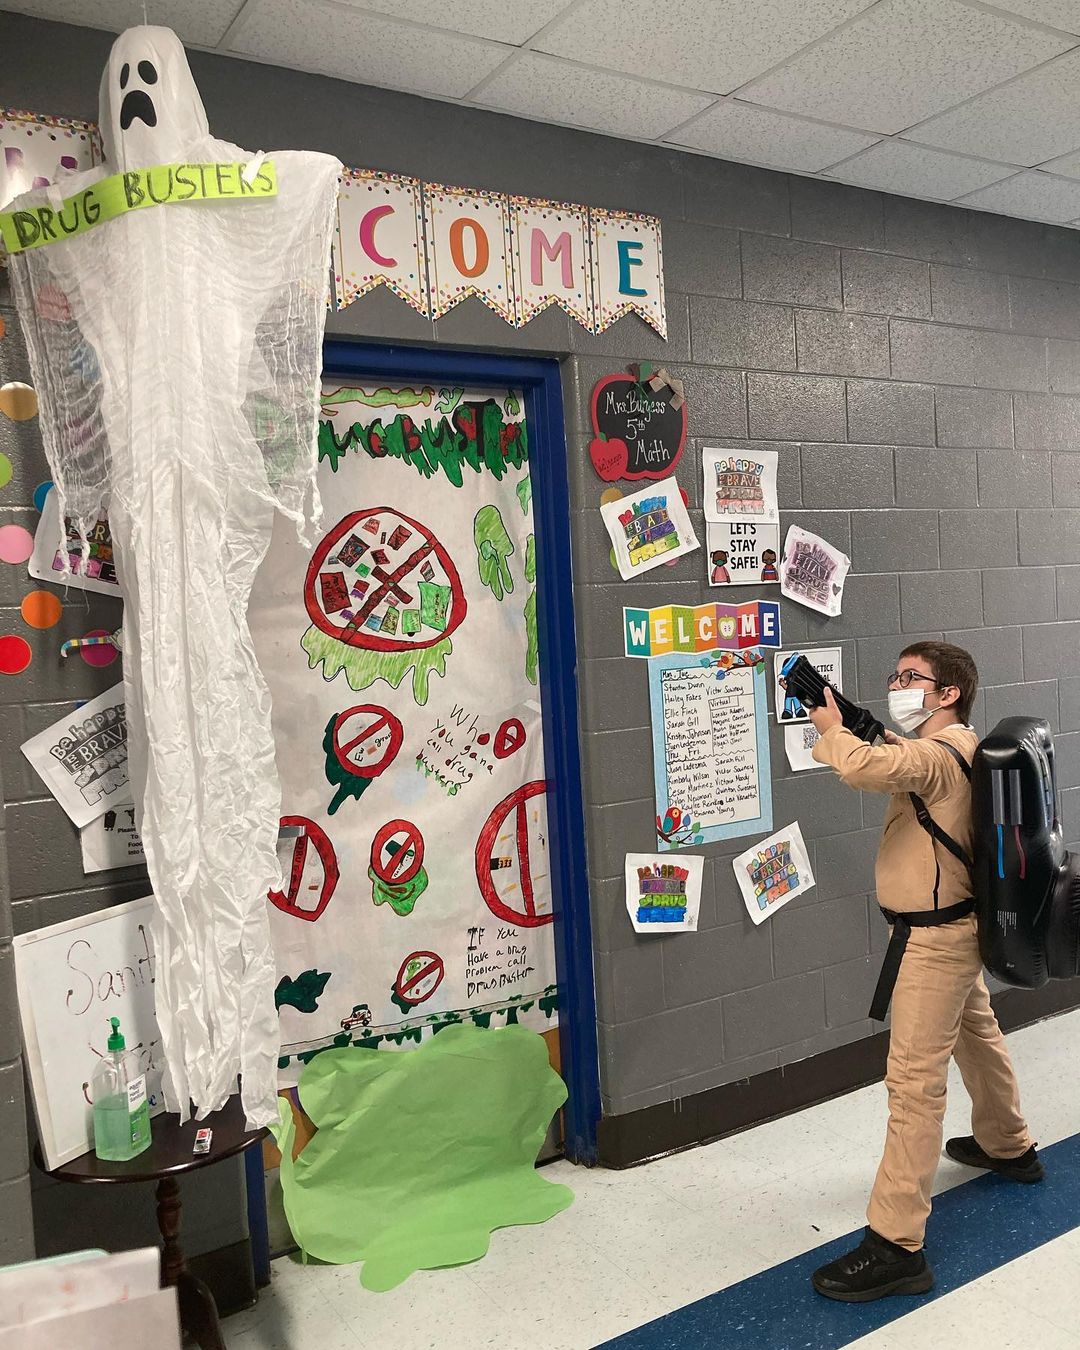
<box><xmin>806</xmin><ymin>641</ymin><xmax>1041</xmax><ymax>1302</ymax></box>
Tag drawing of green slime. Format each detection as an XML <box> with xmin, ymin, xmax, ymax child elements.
<box><xmin>301</xmin><ymin>626</ymin><xmax>453</xmax><ymax>706</ymax></box>
<box><xmin>474</xmin><ymin>505</ymin><xmax>515</xmax><ymax>601</ymax></box>
<box><xmin>368</xmin><ymin>863</ymin><xmax>428</xmax><ymax>916</ymax></box>
<box><xmin>275</xmin><ymin>969</ymin><xmax>332</xmax><ymax>1014</ymax></box>
<box><xmin>524</xmin><ymin>533</ymin><xmax>538</xmax><ymax>686</ymax></box>
<box><xmin>321</xmin><ymin>385</ymin><xmax>436</xmax><ymax>412</ymax></box>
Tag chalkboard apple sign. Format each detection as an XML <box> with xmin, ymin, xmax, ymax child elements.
<box><xmin>589</xmin><ymin>372</ymin><xmax>687</xmax><ymax>482</ymax></box>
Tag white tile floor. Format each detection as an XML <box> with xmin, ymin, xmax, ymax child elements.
<box><xmin>224</xmin><ymin>1009</ymin><xmax>1080</xmax><ymax>1350</ymax></box>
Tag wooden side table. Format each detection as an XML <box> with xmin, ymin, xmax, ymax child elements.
<box><xmin>35</xmin><ymin>1094</ymin><xmax>267</xmax><ymax>1350</ymax></box>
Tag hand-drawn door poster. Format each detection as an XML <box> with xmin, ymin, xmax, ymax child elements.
<box><xmin>248</xmin><ymin>383</ymin><xmax>556</xmax><ymax>1078</ymax></box>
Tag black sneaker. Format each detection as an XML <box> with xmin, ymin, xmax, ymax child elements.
<box><xmin>945</xmin><ymin>1136</ymin><xmax>1044</xmax><ymax>1183</ymax></box>
<box><xmin>812</xmin><ymin>1228</ymin><xmax>934</xmax><ymax>1302</ymax></box>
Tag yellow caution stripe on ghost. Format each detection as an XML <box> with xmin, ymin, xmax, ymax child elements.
<box><xmin>0</xmin><ymin>160</ymin><xmax>278</xmax><ymax>254</ymax></box>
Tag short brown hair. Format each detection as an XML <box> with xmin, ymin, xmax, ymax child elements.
<box><xmin>900</xmin><ymin>641</ymin><xmax>978</xmax><ymax>723</ymax></box>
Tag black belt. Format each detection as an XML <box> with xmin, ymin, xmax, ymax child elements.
<box><xmin>868</xmin><ymin>899</ymin><xmax>976</xmax><ymax>1022</ymax></box>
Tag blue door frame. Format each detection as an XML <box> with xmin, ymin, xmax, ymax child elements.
<box><xmin>316</xmin><ymin>338</ymin><xmax>601</xmax><ymax>1163</ymax></box>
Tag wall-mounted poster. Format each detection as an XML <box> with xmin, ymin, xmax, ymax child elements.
<box><xmin>600</xmin><ymin>477</ymin><xmax>698</xmax><ymax>580</ymax></box>
<box><xmin>13</xmin><ymin>895</ymin><xmax>163</xmax><ymax>1169</ymax></box>
<box><xmin>707</xmin><ymin>519</ymin><xmax>780</xmax><ymax>587</ymax></box>
<box><xmin>773</xmin><ymin>647</ymin><xmax>843</xmax><ymax>723</ymax></box>
<box><xmin>588</xmin><ymin>369</ymin><xmax>686</xmax><ymax>482</ymax></box>
<box><xmin>248</xmin><ymin>382</ymin><xmax>558</xmax><ymax>1076</ymax></box>
<box><xmin>623</xmin><ymin>598</ymin><xmax>781</xmax><ymax>657</ymax></box>
<box><xmin>649</xmin><ymin>648</ymin><xmax>772</xmax><ymax>852</ymax></box>
<box><xmin>779</xmin><ymin>525</ymin><xmax>850</xmax><ymax>617</ymax></box>
<box><xmin>28</xmin><ymin>488</ymin><xmax>122</xmax><ymax>597</ymax></box>
<box><xmin>80</xmin><ymin>805</ymin><xmax>145</xmax><ymax>875</ymax></box>
<box><xmin>733</xmin><ymin>823</ymin><xmax>815</xmax><ymax>925</ymax></box>
<box><xmin>624</xmin><ymin>853</ymin><xmax>704</xmax><ymax>933</ymax></box>
<box><xmin>703</xmin><ymin>448</ymin><xmax>778</xmax><ymax>524</ymax></box>
<box><xmin>21</xmin><ymin>682</ymin><xmax>130</xmax><ymax>828</ymax></box>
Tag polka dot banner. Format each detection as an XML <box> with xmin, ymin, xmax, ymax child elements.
<box><xmin>20</xmin><ymin>590</ymin><xmax>62</xmax><ymax>629</ymax></box>
<box><xmin>79</xmin><ymin>628</ymin><xmax>118</xmax><ymax>668</ymax></box>
<box><xmin>0</xmin><ymin>525</ymin><xmax>34</xmax><ymax>565</ymax></box>
<box><xmin>0</xmin><ymin>635</ymin><xmax>32</xmax><ymax>675</ymax></box>
<box><xmin>0</xmin><ymin>383</ymin><xmax>38</xmax><ymax>421</ymax></box>
<box><xmin>33</xmin><ymin>480</ymin><xmax>54</xmax><ymax>512</ymax></box>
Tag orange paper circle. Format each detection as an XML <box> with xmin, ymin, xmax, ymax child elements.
<box><xmin>0</xmin><ymin>635</ymin><xmax>32</xmax><ymax>674</ymax></box>
<box><xmin>21</xmin><ymin>590</ymin><xmax>62</xmax><ymax>629</ymax></box>
<box><xmin>0</xmin><ymin>383</ymin><xmax>38</xmax><ymax>421</ymax></box>
<box><xmin>599</xmin><ymin>486</ymin><xmax>624</xmax><ymax>506</ymax></box>
<box><xmin>0</xmin><ymin>316</ymin><xmax>6</xmax><ymax>339</ymax></box>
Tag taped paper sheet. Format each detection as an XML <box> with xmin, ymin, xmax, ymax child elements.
<box><xmin>779</xmin><ymin>525</ymin><xmax>850</xmax><ymax>617</ymax></box>
<box><xmin>784</xmin><ymin>722</ymin><xmax>825</xmax><ymax>773</ymax></box>
<box><xmin>733</xmin><ymin>823</ymin><xmax>815</xmax><ymax>925</ymax></box>
<box><xmin>624</xmin><ymin>853</ymin><xmax>703</xmax><ymax>932</ymax></box>
<box><xmin>21</xmin><ymin>682</ymin><xmax>129</xmax><ymax>828</ymax></box>
<box><xmin>774</xmin><ymin>647</ymin><xmax>843</xmax><ymax>723</ymax></box>
<box><xmin>600</xmin><ymin>477</ymin><xmax>698</xmax><ymax>580</ymax></box>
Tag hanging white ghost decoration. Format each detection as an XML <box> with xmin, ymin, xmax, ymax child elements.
<box><xmin>4</xmin><ymin>27</ymin><xmax>342</xmax><ymax>1127</ymax></box>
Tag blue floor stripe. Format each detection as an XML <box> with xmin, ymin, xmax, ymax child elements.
<box><xmin>598</xmin><ymin>1132</ymin><xmax>1080</xmax><ymax>1350</ymax></box>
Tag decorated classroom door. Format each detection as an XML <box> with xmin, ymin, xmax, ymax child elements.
<box><xmin>249</xmin><ymin>380</ymin><xmax>557</xmax><ymax>1079</ymax></box>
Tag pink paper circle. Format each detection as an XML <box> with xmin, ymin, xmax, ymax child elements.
<box><xmin>0</xmin><ymin>525</ymin><xmax>34</xmax><ymax>564</ymax></box>
<box><xmin>79</xmin><ymin>628</ymin><xmax>118</xmax><ymax>668</ymax></box>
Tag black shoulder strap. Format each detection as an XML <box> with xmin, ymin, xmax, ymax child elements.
<box><xmin>909</xmin><ymin>735</ymin><xmax>975</xmax><ymax>908</ymax></box>
<box><xmin>937</xmin><ymin>739</ymin><xmax>972</xmax><ymax>781</ymax></box>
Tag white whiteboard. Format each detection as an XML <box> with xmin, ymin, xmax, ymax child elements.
<box><xmin>13</xmin><ymin>896</ymin><xmax>164</xmax><ymax>1169</ymax></box>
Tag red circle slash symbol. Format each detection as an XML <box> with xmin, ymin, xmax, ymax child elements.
<box><xmin>493</xmin><ymin>717</ymin><xmax>526</xmax><ymax>760</ymax></box>
<box><xmin>370</xmin><ymin>818</ymin><xmax>425</xmax><ymax>885</ymax></box>
<box><xmin>475</xmin><ymin>781</ymin><xmax>553</xmax><ymax>928</ymax></box>
<box><xmin>332</xmin><ymin>704</ymin><xmax>403</xmax><ymax>779</ymax></box>
<box><xmin>394</xmin><ymin>950</ymin><xmax>445</xmax><ymax>1006</ymax></box>
<box><xmin>268</xmin><ymin>816</ymin><xmax>339</xmax><ymax>923</ymax></box>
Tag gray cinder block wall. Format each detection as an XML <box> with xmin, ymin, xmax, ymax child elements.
<box><xmin>3</xmin><ymin>11</ymin><xmax>1080</xmax><ymax>1156</ymax></box>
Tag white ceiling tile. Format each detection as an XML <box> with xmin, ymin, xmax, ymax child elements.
<box><xmin>1040</xmin><ymin>146</ymin><xmax>1080</xmax><ymax>175</ymax></box>
<box><xmin>231</xmin><ymin>0</ymin><xmax>510</xmax><ymax>98</ymax></box>
<box><xmin>824</xmin><ymin>139</ymin><xmax>1015</xmax><ymax>199</ymax></box>
<box><xmin>337</xmin><ymin>0</ymin><xmax>575</xmax><ymax>45</ymax></box>
<box><xmin>533</xmin><ymin>0</ymin><xmax>875</xmax><ymax>96</ymax></box>
<box><xmin>902</xmin><ymin>48</ymin><xmax>1080</xmax><ymax>166</ymax></box>
<box><xmin>740</xmin><ymin>0</ymin><xmax>1073</xmax><ymax>135</ymax></box>
<box><xmin>1</xmin><ymin>0</ymin><xmax>243</xmax><ymax>44</ymax></box>
<box><xmin>669</xmin><ymin>101</ymin><xmax>878</xmax><ymax>172</ymax></box>
<box><xmin>958</xmin><ymin>169</ymin><xmax>1080</xmax><ymax>220</ymax></box>
<box><xmin>471</xmin><ymin>52</ymin><xmax>715</xmax><ymax>139</ymax></box>
<box><xmin>991</xmin><ymin>0</ymin><xmax>1080</xmax><ymax>34</ymax></box>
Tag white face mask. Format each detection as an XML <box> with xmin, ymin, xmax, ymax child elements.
<box><xmin>889</xmin><ymin>687</ymin><xmax>936</xmax><ymax>734</ymax></box>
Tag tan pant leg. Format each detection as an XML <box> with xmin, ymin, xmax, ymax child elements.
<box><xmin>866</xmin><ymin>915</ymin><xmax>983</xmax><ymax>1251</ymax></box>
<box><xmin>952</xmin><ymin>973</ymin><xmax>1032</xmax><ymax>1159</ymax></box>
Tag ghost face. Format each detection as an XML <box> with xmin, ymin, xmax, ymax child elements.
<box><xmin>99</xmin><ymin>26</ymin><xmax>209</xmax><ymax>171</ymax></box>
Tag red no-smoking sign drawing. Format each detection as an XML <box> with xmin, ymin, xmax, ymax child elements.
<box><xmin>394</xmin><ymin>950</ymin><xmax>445</xmax><ymax>1006</ymax></box>
<box><xmin>268</xmin><ymin>816</ymin><xmax>339</xmax><ymax>923</ymax></box>
<box><xmin>475</xmin><ymin>781</ymin><xmax>553</xmax><ymax>928</ymax></box>
<box><xmin>493</xmin><ymin>717</ymin><xmax>526</xmax><ymax>760</ymax></box>
<box><xmin>370</xmin><ymin>818</ymin><xmax>425</xmax><ymax>885</ymax></box>
<box><xmin>331</xmin><ymin>704</ymin><xmax>403</xmax><ymax>778</ymax></box>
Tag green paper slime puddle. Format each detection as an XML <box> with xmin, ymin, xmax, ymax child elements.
<box><xmin>301</xmin><ymin>626</ymin><xmax>452</xmax><ymax>706</ymax></box>
<box><xmin>272</xmin><ymin>1023</ymin><xmax>572</xmax><ymax>1290</ymax></box>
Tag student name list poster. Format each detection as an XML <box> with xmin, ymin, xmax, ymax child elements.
<box><xmin>649</xmin><ymin>649</ymin><xmax>772</xmax><ymax>852</ymax></box>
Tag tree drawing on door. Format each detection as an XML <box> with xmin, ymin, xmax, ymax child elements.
<box><xmin>249</xmin><ymin>385</ymin><xmax>557</xmax><ymax>1075</ymax></box>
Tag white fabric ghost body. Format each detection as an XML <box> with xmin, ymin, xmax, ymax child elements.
<box><xmin>7</xmin><ymin>28</ymin><xmax>341</xmax><ymax>1126</ymax></box>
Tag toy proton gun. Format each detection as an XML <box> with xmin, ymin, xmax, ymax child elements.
<box><xmin>778</xmin><ymin>652</ymin><xmax>885</xmax><ymax>745</ymax></box>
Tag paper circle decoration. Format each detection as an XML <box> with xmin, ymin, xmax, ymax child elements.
<box><xmin>33</xmin><ymin>481</ymin><xmax>54</xmax><ymax>512</ymax></box>
<box><xmin>0</xmin><ymin>525</ymin><xmax>34</xmax><ymax>564</ymax></box>
<box><xmin>0</xmin><ymin>455</ymin><xmax>11</xmax><ymax>490</ymax></box>
<box><xmin>79</xmin><ymin>628</ymin><xmax>119</xmax><ymax>668</ymax></box>
<box><xmin>20</xmin><ymin>590</ymin><xmax>62</xmax><ymax>629</ymax></box>
<box><xmin>0</xmin><ymin>383</ymin><xmax>38</xmax><ymax>421</ymax></box>
<box><xmin>0</xmin><ymin>635</ymin><xmax>32</xmax><ymax>674</ymax></box>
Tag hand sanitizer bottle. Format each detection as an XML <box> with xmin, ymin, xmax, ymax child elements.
<box><xmin>92</xmin><ymin>1016</ymin><xmax>152</xmax><ymax>1161</ymax></box>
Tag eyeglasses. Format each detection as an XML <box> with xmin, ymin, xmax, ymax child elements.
<box><xmin>887</xmin><ymin>668</ymin><xmax>943</xmax><ymax>691</ymax></box>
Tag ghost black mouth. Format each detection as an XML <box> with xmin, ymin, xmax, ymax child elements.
<box><xmin>120</xmin><ymin>89</ymin><xmax>157</xmax><ymax>131</ymax></box>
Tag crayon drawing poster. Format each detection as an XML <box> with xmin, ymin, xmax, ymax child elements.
<box><xmin>779</xmin><ymin>525</ymin><xmax>850</xmax><ymax>617</ymax></box>
<box><xmin>773</xmin><ymin>648</ymin><xmax>843</xmax><ymax>723</ymax></box>
<box><xmin>649</xmin><ymin>649</ymin><xmax>772</xmax><ymax>852</ymax></box>
<box><xmin>600</xmin><ymin>477</ymin><xmax>699</xmax><ymax>580</ymax></box>
<box><xmin>624</xmin><ymin>854</ymin><xmax>704</xmax><ymax>933</ymax></box>
<box><xmin>733</xmin><ymin>823</ymin><xmax>815</xmax><ymax>925</ymax></box>
<box><xmin>248</xmin><ymin>382</ymin><xmax>558</xmax><ymax>1077</ymax></box>
<box><xmin>703</xmin><ymin>447</ymin><xmax>778</xmax><ymax>523</ymax></box>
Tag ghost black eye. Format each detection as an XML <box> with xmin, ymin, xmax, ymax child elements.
<box><xmin>139</xmin><ymin>61</ymin><xmax>158</xmax><ymax>84</ymax></box>
<box><xmin>120</xmin><ymin>62</ymin><xmax>129</xmax><ymax>88</ymax></box>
